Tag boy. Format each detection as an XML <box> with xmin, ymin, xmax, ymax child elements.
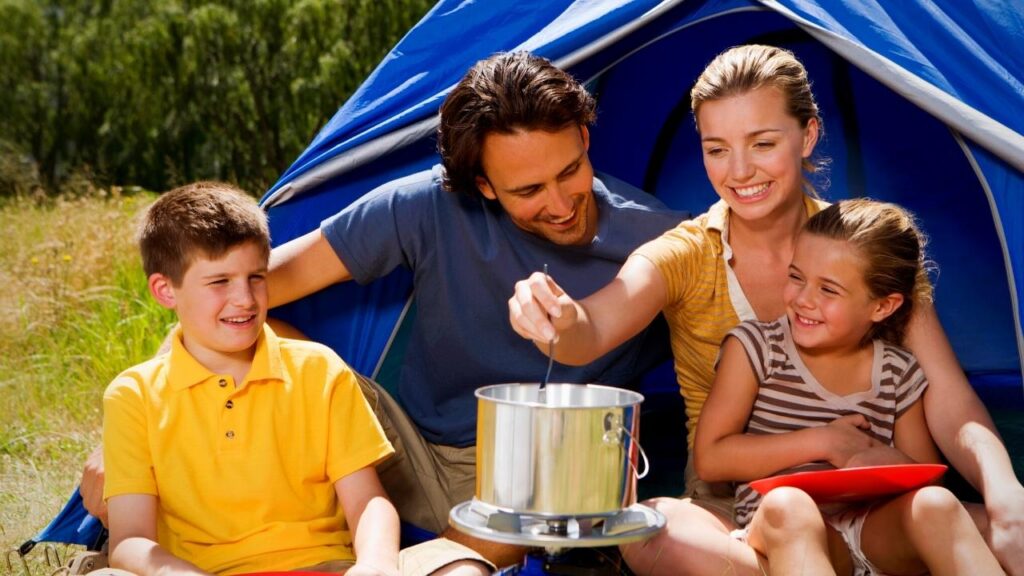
<box><xmin>103</xmin><ymin>182</ymin><xmax>487</xmax><ymax>576</ymax></box>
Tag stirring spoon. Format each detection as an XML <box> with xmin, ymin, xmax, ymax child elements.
<box><xmin>539</xmin><ymin>264</ymin><xmax>554</xmax><ymax>398</ymax></box>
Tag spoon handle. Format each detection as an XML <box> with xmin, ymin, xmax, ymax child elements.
<box><xmin>540</xmin><ymin>264</ymin><xmax>554</xmax><ymax>390</ymax></box>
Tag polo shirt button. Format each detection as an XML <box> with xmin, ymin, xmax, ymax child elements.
<box><xmin>225</xmin><ymin>430</ymin><xmax>235</xmax><ymax>439</ymax></box>
<box><xmin>225</xmin><ymin>400</ymin><xmax>234</xmax><ymax>409</ymax></box>
<box><xmin>218</xmin><ymin>379</ymin><xmax>227</xmax><ymax>387</ymax></box>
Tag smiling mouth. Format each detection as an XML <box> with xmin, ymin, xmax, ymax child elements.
<box><xmin>734</xmin><ymin>182</ymin><xmax>770</xmax><ymax>199</ymax></box>
<box><xmin>546</xmin><ymin>208</ymin><xmax>578</xmax><ymax>227</ymax></box>
<box><xmin>222</xmin><ymin>314</ymin><xmax>257</xmax><ymax>326</ymax></box>
<box><xmin>794</xmin><ymin>313</ymin><xmax>822</xmax><ymax>327</ymax></box>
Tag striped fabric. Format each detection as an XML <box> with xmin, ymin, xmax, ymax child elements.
<box><xmin>729</xmin><ymin>317</ymin><xmax>928</xmax><ymax>527</ymax></box>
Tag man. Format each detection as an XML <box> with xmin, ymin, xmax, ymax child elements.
<box><xmin>83</xmin><ymin>52</ymin><xmax>686</xmax><ymax>566</ymax></box>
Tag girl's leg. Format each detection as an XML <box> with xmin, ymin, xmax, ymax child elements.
<box><xmin>746</xmin><ymin>487</ymin><xmax>835</xmax><ymax>576</ymax></box>
<box><xmin>861</xmin><ymin>486</ymin><xmax>1005</xmax><ymax>576</ymax></box>
<box><xmin>620</xmin><ymin>497</ymin><xmax>763</xmax><ymax>576</ymax></box>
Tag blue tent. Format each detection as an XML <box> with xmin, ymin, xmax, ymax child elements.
<box><xmin>26</xmin><ymin>0</ymin><xmax>1024</xmax><ymax>553</ymax></box>
<box><xmin>261</xmin><ymin>0</ymin><xmax>1023</xmax><ymax>409</ymax></box>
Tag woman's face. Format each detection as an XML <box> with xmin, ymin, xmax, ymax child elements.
<box><xmin>696</xmin><ymin>86</ymin><xmax>818</xmax><ymax>225</ymax></box>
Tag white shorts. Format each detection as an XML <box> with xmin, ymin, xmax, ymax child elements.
<box><xmin>729</xmin><ymin>505</ymin><xmax>888</xmax><ymax>576</ymax></box>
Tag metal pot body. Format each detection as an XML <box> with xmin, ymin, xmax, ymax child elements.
<box><xmin>475</xmin><ymin>383</ymin><xmax>644</xmax><ymax>516</ymax></box>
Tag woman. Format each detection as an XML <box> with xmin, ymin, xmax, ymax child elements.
<box><xmin>507</xmin><ymin>44</ymin><xmax>1023</xmax><ymax>575</ymax></box>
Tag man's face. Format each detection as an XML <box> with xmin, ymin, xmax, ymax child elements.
<box><xmin>475</xmin><ymin>125</ymin><xmax>598</xmax><ymax>246</ymax></box>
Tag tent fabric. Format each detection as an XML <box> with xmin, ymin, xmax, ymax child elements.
<box><xmin>260</xmin><ymin>0</ymin><xmax>1023</xmax><ymax>404</ymax></box>
<box><xmin>20</xmin><ymin>489</ymin><xmax>105</xmax><ymax>555</ymax></box>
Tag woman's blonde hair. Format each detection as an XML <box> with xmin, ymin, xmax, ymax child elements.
<box><xmin>691</xmin><ymin>44</ymin><xmax>826</xmax><ymax>193</ymax></box>
<box><xmin>803</xmin><ymin>199</ymin><xmax>934</xmax><ymax>345</ymax></box>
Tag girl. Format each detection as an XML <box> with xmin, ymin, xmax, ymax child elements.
<box><xmin>507</xmin><ymin>44</ymin><xmax>1022</xmax><ymax>575</ymax></box>
<box><xmin>696</xmin><ymin>199</ymin><xmax>1003</xmax><ymax>576</ymax></box>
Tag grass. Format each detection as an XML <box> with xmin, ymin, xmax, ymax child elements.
<box><xmin>0</xmin><ymin>189</ymin><xmax>175</xmax><ymax>571</ymax></box>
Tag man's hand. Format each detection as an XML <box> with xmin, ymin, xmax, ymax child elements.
<box><xmin>821</xmin><ymin>414</ymin><xmax>880</xmax><ymax>468</ymax></box>
<box><xmin>986</xmin><ymin>483</ymin><xmax>1024</xmax><ymax>575</ymax></box>
<box><xmin>80</xmin><ymin>445</ymin><xmax>107</xmax><ymax>526</ymax></box>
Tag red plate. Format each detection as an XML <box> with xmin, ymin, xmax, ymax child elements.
<box><xmin>749</xmin><ymin>464</ymin><xmax>948</xmax><ymax>503</ymax></box>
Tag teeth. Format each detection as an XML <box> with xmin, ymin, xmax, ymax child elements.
<box><xmin>797</xmin><ymin>314</ymin><xmax>821</xmax><ymax>325</ymax></box>
<box><xmin>735</xmin><ymin>183</ymin><xmax>769</xmax><ymax>198</ymax></box>
<box><xmin>549</xmin><ymin>210</ymin><xmax>576</xmax><ymax>224</ymax></box>
<box><xmin>223</xmin><ymin>315</ymin><xmax>254</xmax><ymax>324</ymax></box>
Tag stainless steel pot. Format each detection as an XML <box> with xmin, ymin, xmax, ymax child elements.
<box><xmin>475</xmin><ymin>383</ymin><xmax>645</xmax><ymax>517</ymax></box>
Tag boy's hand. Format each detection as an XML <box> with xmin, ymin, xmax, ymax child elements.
<box><xmin>345</xmin><ymin>562</ymin><xmax>399</xmax><ymax>576</ymax></box>
<box><xmin>820</xmin><ymin>414</ymin><xmax>880</xmax><ymax>468</ymax></box>
<box><xmin>80</xmin><ymin>445</ymin><xmax>108</xmax><ymax>526</ymax></box>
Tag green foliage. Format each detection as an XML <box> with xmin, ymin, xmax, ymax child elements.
<box><xmin>0</xmin><ymin>191</ymin><xmax>174</xmax><ymax>561</ymax></box>
<box><xmin>0</xmin><ymin>0</ymin><xmax>434</xmax><ymax>196</ymax></box>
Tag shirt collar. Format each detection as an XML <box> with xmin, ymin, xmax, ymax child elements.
<box><xmin>166</xmin><ymin>323</ymin><xmax>285</xmax><ymax>391</ymax></box>
<box><xmin>706</xmin><ymin>194</ymin><xmax>827</xmax><ymax>256</ymax></box>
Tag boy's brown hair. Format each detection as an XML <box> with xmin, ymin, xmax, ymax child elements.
<box><xmin>139</xmin><ymin>181</ymin><xmax>270</xmax><ymax>285</ymax></box>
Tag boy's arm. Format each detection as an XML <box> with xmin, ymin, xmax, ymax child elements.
<box><xmin>268</xmin><ymin>229</ymin><xmax>353</xmax><ymax>308</ymax></box>
<box><xmin>906</xmin><ymin>304</ymin><xmax>1024</xmax><ymax>574</ymax></box>
<box><xmin>108</xmin><ymin>494</ymin><xmax>210</xmax><ymax>576</ymax></box>
<box><xmin>336</xmin><ymin>467</ymin><xmax>400</xmax><ymax>576</ymax></box>
<box><xmin>694</xmin><ymin>337</ymin><xmax>881</xmax><ymax>482</ymax></box>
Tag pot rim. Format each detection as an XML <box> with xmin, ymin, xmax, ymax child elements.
<box><xmin>475</xmin><ymin>382</ymin><xmax>644</xmax><ymax>409</ymax></box>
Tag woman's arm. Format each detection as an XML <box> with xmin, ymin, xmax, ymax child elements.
<box><xmin>905</xmin><ymin>303</ymin><xmax>1024</xmax><ymax>573</ymax></box>
<box><xmin>108</xmin><ymin>494</ymin><xmax>210</xmax><ymax>576</ymax></box>
<box><xmin>336</xmin><ymin>467</ymin><xmax>400</xmax><ymax>576</ymax></box>
<box><xmin>694</xmin><ymin>338</ymin><xmax>880</xmax><ymax>481</ymax></box>
<box><xmin>508</xmin><ymin>255</ymin><xmax>667</xmax><ymax>365</ymax></box>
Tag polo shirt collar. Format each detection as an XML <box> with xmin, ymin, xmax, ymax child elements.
<box><xmin>166</xmin><ymin>324</ymin><xmax>285</xmax><ymax>391</ymax></box>
<box><xmin>705</xmin><ymin>194</ymin><xmax>826</xmax><ymax>255</ymax></box>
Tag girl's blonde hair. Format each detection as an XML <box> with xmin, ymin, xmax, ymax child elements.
<box><xmin>804</xmin><ymin>199</ymin><xmax>934</xmax><ymax>345</ymax></box>
<box><xmin>691</xmin><ymin>44</ymin><xmax>826</xmax><ymax>194</ymax></box>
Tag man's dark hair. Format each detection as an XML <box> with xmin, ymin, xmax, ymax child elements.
<box><xmin>138</xmin><ymin>181</ymin><xmax>270</xmax><ymax>285</ymax></box>
<box><xmin>438</xmin><ymin>52</ymin><xmax>596</xmax><ymax>196</ymax></box>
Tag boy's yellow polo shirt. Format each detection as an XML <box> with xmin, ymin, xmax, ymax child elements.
<box><xmin>102</xmin><ymin>324</ymin><xmax>394</xmax><ymax>575</ymax></box>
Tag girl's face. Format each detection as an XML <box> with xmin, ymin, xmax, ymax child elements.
<box><xmin>696</xmin><ymin>86</ymin><xmax>818</xmax><ymax>225</ymax></box>
<box><xmin>784</xmin><ymin>233</ymin><xmax>901</xmax><ymax>353</ymax></box>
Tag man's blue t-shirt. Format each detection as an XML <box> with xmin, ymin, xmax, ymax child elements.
<box><xmin>321</xmin><ymin>165</ymin><xmax>685</xmax><ymax>446</ymax></box>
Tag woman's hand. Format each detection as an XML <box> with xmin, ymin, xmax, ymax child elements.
<box><xmin>508</xmin><ymin>271</ymin><xmax>578</xmax><ymax>344</ymax></box>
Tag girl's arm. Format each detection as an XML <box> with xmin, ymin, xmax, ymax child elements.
<box><xmin>508</xmin><ymin>255</ymin><xmax>667</xmax><ymax>365</ymax></box>
<box><xmin>336</xmin><ymin>466</ymin><xmax>400</xmax><ymax>576</ymax></box>
<box><xmin>694</xmin><ymin>337</ymin><xmax>881</xmax><ymax>482</ymax></box>
<box><xmin>108</xmin><ymin>494</ymin><xmax>210</xmax><ymax>576</ymax></box>
<box><xmin>846</xmin><ymin>399</ymin><xmax>941</xmax><ymax>468</ymax></box>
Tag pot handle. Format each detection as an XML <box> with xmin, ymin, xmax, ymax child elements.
<box><xmin>602</xmin><ymin>413</ymin><xmax>651</xmax><ymax>480</ymax></box>
<box><xmin>620</xmin><ymin>426</ymin><xmax>651</xmax><ymax>480</ymax></box>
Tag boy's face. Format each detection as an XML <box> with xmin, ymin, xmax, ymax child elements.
<box><xmin>149</xmin><ymin>241</ymin><xmax>268</xmax><ymax>368</ymax></box>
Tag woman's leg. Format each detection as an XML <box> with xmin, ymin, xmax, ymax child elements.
<box><xmin>861</xmin><ymin>486</ymin><xmax>1005</xmax><ymax>576</ymax></box>
<box><xmin>620</xmin><ymin>497</ymin><xmax>763</xmax><ymax>576</ymax></box>
<box><xmin>746</xmin><ymin>488</ymin><xmax>835</xmax><ymax>576</ymax></box>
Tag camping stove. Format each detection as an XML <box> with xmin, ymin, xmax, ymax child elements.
<box><xmin>450</xmin><ymin>499</ymin><xmax>665</xmax><ymax>575</ymax></box>
<box><xmin>450</xmin><ymin>499</ymin><xmax>664</xmax><ymax>549</ymax></box>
